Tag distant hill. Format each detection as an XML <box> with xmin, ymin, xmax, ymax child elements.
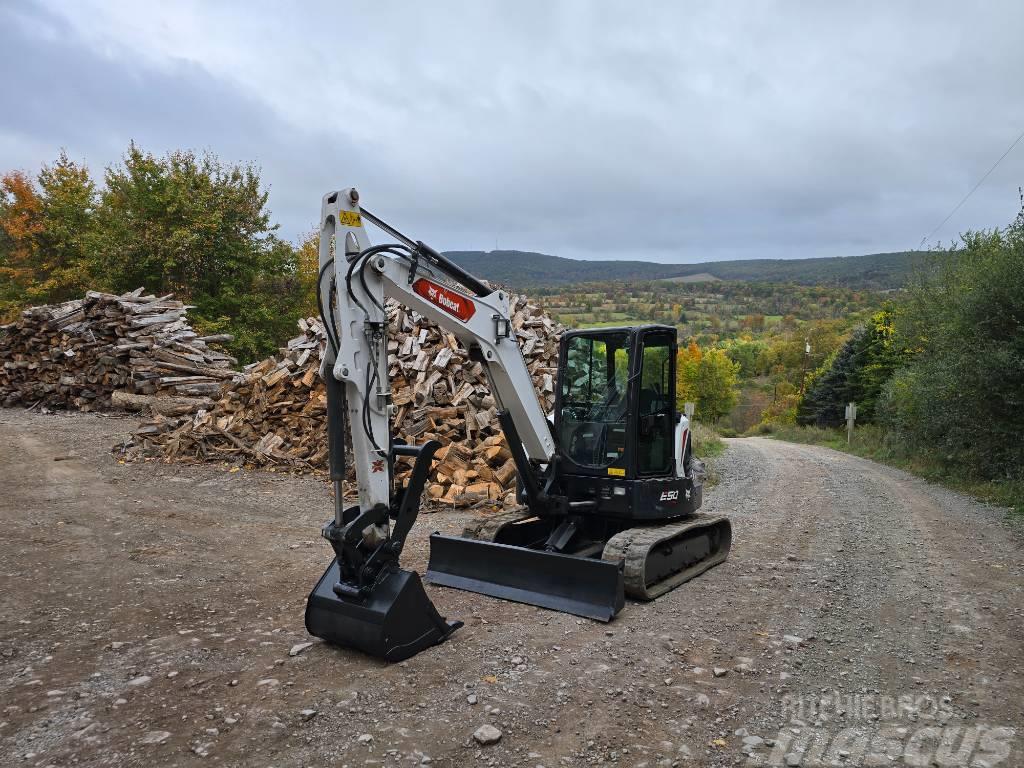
<box><xmin>443</xmin><ymin>249</ymin><xmax>936</xmax><ymax>290</ymax></box>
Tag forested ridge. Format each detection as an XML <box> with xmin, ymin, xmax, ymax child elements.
<box><xmin>446</xmin><ymin>249</ymin><xmax>928</xmax><ymax>290</ymax></box>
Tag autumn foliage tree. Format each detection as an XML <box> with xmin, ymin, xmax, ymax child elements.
<box><xmin>0</xmin><ymin>154</ymin><xmax>100</xmax><ymax>318</ymax></box>
<box><xmin>676</xmin><ymin>341</ymin><xmax>740</xmax><ymax>422</ymax></box>
<box><xmin>1</xmin><ymin>170</ymin><xmax>43</xmax><ymax>317</ymax></box>
<box><xmin>1</xmin><ymin>144</ymin><xmax>318</xmax><ymax>361</ymax></box>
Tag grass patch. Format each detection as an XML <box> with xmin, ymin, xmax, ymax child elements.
<box><xmin>691</xmin><ymin>422</ymin><xmax>725</xmax><ymax>488</ymax></box>
<box><xmin>691</xmin><ymin>422</ymin><xmax>725</xmax><ymax>459</ymax></box>
<box><xmin>757</xmin><ymin>423</ymin><xmax>1024</xmax><ymax>517</ymax></box>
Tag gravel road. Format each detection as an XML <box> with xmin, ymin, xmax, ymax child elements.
<box><xmin>1</xmin><ymin>408</ymin><xmax>1022</xmax><ymax>767</ymax></box>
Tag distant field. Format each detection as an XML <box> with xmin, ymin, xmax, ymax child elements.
<box><xmin>660</xmin><ymin>272</ymin><xmax>721</xmax><ymax>283</ymax></box>
<box><xmin>574</xmin><ymin>319</ymin><xmax>643</xmax><ymax>329</ymax></box>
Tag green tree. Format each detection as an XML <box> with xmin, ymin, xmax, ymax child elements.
<box><xmin>35</xmin><ymin>151</ymin><xmax>98</xmax><ymax>302</ymax></box>
<box><xmin>692</xmin><ymin>348</ymin><xmax>740</xmax><ymax>422</ymax></box>
<box><xmin>725</xmin><ymin>339</ymin><xmax>768</xmax><ymax>378</ymax></box>
<box><xmin>95</xmin><ymin>144</ymin><xmax>304</xmax><ymax>360</ymax></box>
<box><xmin>97</xmin><ymin>143</ymin><xmax>276</xmax><ymax>296</ymax></box>
<box><xmin>677</xmin><ymin>342</ymin><xmax>740</xmax><ymax>422</ymax></box>
<box><xmin>881</xmin><ymin>212</ymin><xmax>1024</xmax><ymax>479</ymax></box>
<box><xmin>796</xmin><ymin>311</ymin><xmax>902</xmax><ymax>427</ymax></box>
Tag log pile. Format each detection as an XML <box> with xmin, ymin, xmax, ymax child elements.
<box><xmin>0</xmin><ymin>289</ymin><xmax>235</xmax><ymax>410</ymax></box>
<box><xmin>123</xmin><ymin>295</ymin><xmax>563</xmax><ymax>507</ymax></box>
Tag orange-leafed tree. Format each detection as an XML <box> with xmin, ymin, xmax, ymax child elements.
<box><xmin>0</xmin><ymin>170</ymin><xmax>44</xmax><ymax>319</ymax></box>
<box><xmin>0</xmin><ymin>153</ymin><xmax>98</xmax><ymax>319</ymax></box>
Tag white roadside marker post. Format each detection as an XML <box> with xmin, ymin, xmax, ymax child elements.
<box><xmin>845</xmin><ymin>402</ymin><xmax>857</xmax><ymax>444</ymax></box>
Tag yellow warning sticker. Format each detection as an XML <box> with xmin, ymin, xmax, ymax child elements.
<box><xmin>338</xmin><ymin>210</ymin><xmax>362</xmax><ymax>227</ymax></box>
<box><xmin>607</xmin><ymin>467</ymin><xmax>625</xmax><ymax>477</ymax></box>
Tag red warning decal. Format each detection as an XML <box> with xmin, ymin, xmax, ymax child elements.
<box><xmin>412</xmin><ymin>278</ymin><xmax>476</xmax><ymax>322</ymax></box>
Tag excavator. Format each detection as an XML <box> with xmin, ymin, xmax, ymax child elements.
<box><xmin>304</xmin><ymin>189</ymin><xmax>732</xmax><ymax>661</ymax></box>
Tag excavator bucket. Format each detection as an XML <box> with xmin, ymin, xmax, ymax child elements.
<box><xmin>305</xmin><ymin>558</ymin><xmax>463</xmax><ymax>662</ymax></box>
<box><xmin>425</xmin><ymin>534</ymin><xmax>626</xmax><ymax>622</ymax></box>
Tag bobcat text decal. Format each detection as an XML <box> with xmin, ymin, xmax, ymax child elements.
<box><xmin>412</xmin><ymin>278</ymin><xmax>476</xmax><ymax>322</ymax></box>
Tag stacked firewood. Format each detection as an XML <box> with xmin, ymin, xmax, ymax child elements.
<box><xmin>124</xmin><ymin>295</ymin><xmax>563</xmax><ymax>506</ymax></box>
<box><xmin>0</xmin><ymin>289</ymin><xmax>235</xmax><ymax>410</ymax></box>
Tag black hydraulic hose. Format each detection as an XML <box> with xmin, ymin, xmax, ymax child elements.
<box><xmin>345</xmin><ymin>253</ymin><xmax>370</xmax><ymax>319</ymax></box>
<box><xmin>345</xmin><ymin>243</ymin><xmax>412</xmax><ymax>318</ymax></box>
<box><xmin>362</xmin><ymin>358</ymin><xmax>385</xmax><ymax>456</ymax></box>
<box><xmin>317</xmin><ymin>258</ymin><xmax>339</xmax><ymax>355</ymax></box>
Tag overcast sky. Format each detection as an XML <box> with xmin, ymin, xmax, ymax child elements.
<box><xmin>2</xmin><ymin>1</ymin><xmax>1023</xmax><ymax>263</ymax></box>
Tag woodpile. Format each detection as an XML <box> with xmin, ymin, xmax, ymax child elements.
<box><xmin>123</xmin><ymin>294</ymin><xmax>563</xmax><ymax>507</ymax></box>
<box><xmin>0</xmin><ymin>289</ymin><xmax>235</xmax><ymax>410</ymax></box>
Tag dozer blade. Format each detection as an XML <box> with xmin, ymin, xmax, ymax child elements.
<box><xmin>305</xmin><ymin>558</ymin><xmax>463</xmax><ymax>662</ymax></box>
<box><xmin>425</xmin><ymin>534</ymin><xmax>625</xmax><ymax>622</ymax></box>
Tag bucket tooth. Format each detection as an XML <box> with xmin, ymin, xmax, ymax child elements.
<box><xmin>305</xmin><ymin>558</ymin><xmax>462</xmax><ymax>662</ymax></box>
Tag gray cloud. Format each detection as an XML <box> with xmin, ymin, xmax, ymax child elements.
<box><xmin>2</xmin><ymin>1</ymin><xmax>1023</xmax><ymax>262</ymax></box>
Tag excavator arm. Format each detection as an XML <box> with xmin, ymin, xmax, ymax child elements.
<box><xmin>317</xmin><ymin>188</ymin><xmax>554</xmax><ymax>520</ymax></box>
<box><xmin>306</xmin><ymin>188</ymin><xmax>559</xmax><ymax>661</ymax></box>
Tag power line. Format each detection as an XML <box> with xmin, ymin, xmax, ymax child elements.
<box><xmin>918</xmin><ymin>125</ymin><xmax>1024</xmax><ymax>249</ymax></box>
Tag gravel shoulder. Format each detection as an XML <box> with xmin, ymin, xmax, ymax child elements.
<box><xmin>1</xmin><ymin>410</ymin><xmax>1022</xmax><ymax>767</ymax></box>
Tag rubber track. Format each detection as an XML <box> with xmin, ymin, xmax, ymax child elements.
<box><xmin>602</xmin><ymin>514</ymin><xmax>732</xmax><ymax>600</ymax></box>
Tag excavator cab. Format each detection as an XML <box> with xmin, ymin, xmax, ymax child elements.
<box><xmin>428</xmin><ymin>323</ymin><xmax>729</xmax><ymax>620</ymax></box>
<box><xmin>556</xmin><ymin>326</ymin><xmax>677</xmax><ymax>482</ymax></box>
<box><xmin>550</xmin><ymin>326</ymin><xmax>700</xmax><ymax>522</ymax></box>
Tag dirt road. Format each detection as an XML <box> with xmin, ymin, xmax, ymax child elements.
<box><xmin>1</xmin><ymin>409</ymin><xmax>1022</xmax><ymax>767</ymax></box>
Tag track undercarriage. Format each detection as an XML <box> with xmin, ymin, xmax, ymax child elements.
<box><xmin>426</xmin><ymin>506</ymin><xmax>732</xmax><ymax>619</ymax></box>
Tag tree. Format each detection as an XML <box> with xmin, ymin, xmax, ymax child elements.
<box><xmin>1</xmin><ymin>154</ymin><xmax>99</xmax><ymax>316</ymax></box>
<box><xmin>676</xmin><ymin>342</ymin><xmax>740</xmax><ymax>422</ymax></box>
<box><xmin>881</xmin><ymin>210</ymin><xmax>1024</xmax><ymax>479</ymax></box>
<box><xmin>0</xmin><ymin>170</ymin><xmax>43</xmax><ymax>318</ymax></box>
<box><xmin>293</xmin><ymin>228</ymin><xmax>320</xmax><ymax>318</ymax></box>
<box><xmin>798</xmin><ymin>309</ymin><xmax>903</xmax><ymax>427</ymax></box>
<box><xmin>676</xmin><ymin>340</ymin><xmax>702</xmax><ymax>409</ymax></box>
<box><xmin>692</xmin><ymin>348</ymin><xmax>740</xmax><ymax>422</ymax></box>
<box><xmin>94</xmin><ymin>144</ymin><xmax>301</xmax><ymax>359</ymax></box>
<box><xmin>725</xmin><ymin>339</ymin><xmax>768</xmax><ymax>378</ymax></box>
<box><xmin>35</xmin><ymin>152</ymin><xmax>98</xmax><ymax>302</ymax></box>
<box><xmin>97</xmin><ymin>143</ymin><xmax>277</xmax><ymax>297</ymax></box>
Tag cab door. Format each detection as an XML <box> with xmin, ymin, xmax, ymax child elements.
<box><xmin>634</xmin><ymin>329</ymin><xmax>676</xmax><ymax>476</ymax></box>
<box><xmin>555</xmin><ymin>331</ymin><xmax>631</xmax><ymax>477</ymax></box>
